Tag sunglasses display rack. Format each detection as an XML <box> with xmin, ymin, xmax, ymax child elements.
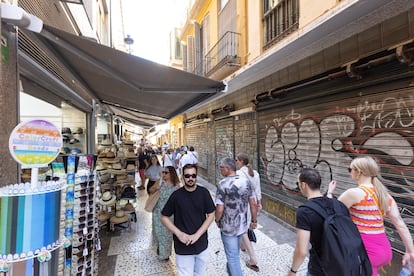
<box><xmin>62</xmin><ymin>155</ymin><xmax>100</xmax><ymax>276</ymax></box>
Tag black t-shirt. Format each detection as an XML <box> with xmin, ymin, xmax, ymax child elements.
<box><xmin>296</xmin><ymin>197</ymin><xmax>350</xmax><ymax>275</ymax></box>
<box><xmin>161</xmin><ymin>185</ymin><xmax>215</xmax><ymax>255</ymax></box>
<box><xmin>138</xmin><ymin>152</ymin><xmax>150</xmax><ymax>169</ymax></box>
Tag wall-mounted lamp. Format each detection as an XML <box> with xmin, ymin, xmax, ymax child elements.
<box><xmin>0</xmin><ymin>3</ymin><xmax>43</xmax><ymax>33</ymax></box>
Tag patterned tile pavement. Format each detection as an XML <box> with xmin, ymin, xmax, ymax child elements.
<box><xmin>97</xmin><ymin>178</ymin><xmax>308</xmax><ymax>275</ymax></box>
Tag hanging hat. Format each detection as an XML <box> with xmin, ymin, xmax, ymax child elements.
<box><xmin>98</xmin><ymin>210</ymin><xmax>110</xmax><ymax>222</ymax></box>
<box><xmin>99</xmin><ymin>191</ymin><xmax>116</xmax><ymax>206</ymax></box>
<box><xmin>73</xmin><ymin>127</ymin><xmax>84</xmax><ymax>135</ymax></box>
<box><xmin>106</xmin><ymin>152</ymin><xmax>115</xmax><ymax>158</ymax></box>
<box><xmin>126</xmin><ymin>164</ymin><xmax>135</xmax><ymax>172</ymax></box>
<box><xmin>99</xmin><ymin>173</ymin><xmax>110</xmax><ymax>183</ymax></box>
<box><xmin>116</xmin><ymin>174</ymin><xmax>127</xmax><ymax>181</ymax></box>
<box><xmin>123</xmin><ymin>203</ymin><xmax>135</xmax><ymax>212</ymax></box>
<box><xmin>61</xmin><ymin>127</ymin><xmax>72</xmax><ymax>134</ymax></box>
<box><xmin>112</xmin><ymin>163</ymin><xmax>122</xmax><ymax>170</ymax></box>
<box><xmin>110</xmin><ymin>210</ymin><xmax>129</xmax><ymax>224</ymax></box>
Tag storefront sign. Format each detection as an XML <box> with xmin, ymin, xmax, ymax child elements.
<box><xmin>9</xmin><ymin>119</ymin><xmax>62</xmax><ymax>167</ymax></box>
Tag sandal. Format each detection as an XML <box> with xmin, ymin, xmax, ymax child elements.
<box><xmin>246</xmin><ymin>262</ymin><xmax>259</xmax><ymax>272</ymax></box>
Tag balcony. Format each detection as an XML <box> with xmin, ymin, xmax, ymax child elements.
<box><xmin>203</xmin><ymin>31</ymin><xmax>241</xmax><ymax>80</ymax></box>
<box><xmin>263</xmin><ymin>0</ymin><xmax>299</xmax><ymax>50</ymax></box>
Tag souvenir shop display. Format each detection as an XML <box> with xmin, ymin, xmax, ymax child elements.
<box><xmin>1</xmin><ymin>119</ymin><xmax>67</xmax><ymax>275</ymax></box>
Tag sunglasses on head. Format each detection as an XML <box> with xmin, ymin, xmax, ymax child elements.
<box><xmin>183</xmin><ymin>174</ymin><xmax>197</xmax><ymax>179</ymax></box>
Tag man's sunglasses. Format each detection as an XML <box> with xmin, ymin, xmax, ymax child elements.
<box><xmin>183</xmin><ymin>174</ymin><xmax>197</xmax><ymax>179</ymax></box>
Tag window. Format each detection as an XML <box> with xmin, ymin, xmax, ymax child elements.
<box><xmin>263</xmin><ymin>0</ymin><xmax>299</xmax><ymax>49</ymax></box>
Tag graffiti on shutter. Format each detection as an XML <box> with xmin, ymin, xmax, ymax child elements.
<box><xmin>258</xmin><ymin>87</ymin><xmax>414</xmax><ymax>252</ymax></box>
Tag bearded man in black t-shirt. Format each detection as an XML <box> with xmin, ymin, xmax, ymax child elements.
<box><xmin>161</xmin><ymin>164</ymin><xmax>215</xmax><ymax>276</ymax></box>
<box><xmin>288</xmin><ymin>168</ymin><xmax>349</xmax><ymax>276</ymax></box>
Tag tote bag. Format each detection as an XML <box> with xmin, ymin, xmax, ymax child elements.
<box><xmin>144</xmin><ymin>190</ymin><xmax>160</xmax><ymax>212</ymax></box>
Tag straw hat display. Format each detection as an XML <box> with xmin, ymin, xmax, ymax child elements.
<box><xmin>106</xmin><ymin>152</ymin><xmax>115</xmax><ymax>158</ymax></box>
<box><xmin>110</xmin><ymin>210</ymin><xmax>129</xmax><ymax>224</ymax></box>
<box><xmin>99</xmin><ymin>191</ymin><xmax>116</xmax><ymax>206</ymax></box>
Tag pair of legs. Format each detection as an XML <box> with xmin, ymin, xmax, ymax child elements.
<box><xmin>138</xmin><ymin>169</ymin><xmax>145</xmax><ymax>189</ymax></box>
<box><xmin>221</xmin><ymin>232</ymin><xmax>243</xmax><ymax>276</ymax></box>
<box><xmin>175</xmin><ymin>248</ymin><xmax>209</xmax><ymax>276</ymax></box>
<box><xmin>241</xmin><ymin>233</ymin><xmax>258</xmax><ymax>269</ymax></box>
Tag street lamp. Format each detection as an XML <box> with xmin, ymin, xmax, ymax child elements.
<box><xmin>124</xmin><ymin>34</ymin><xmax>134</xmax><ymax>54</ymax></box>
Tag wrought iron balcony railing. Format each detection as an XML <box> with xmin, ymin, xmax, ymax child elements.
<box><xmin>203</xmin><ymin>31</ymin><xmax>241</xmax><ymax>77</ymax></box>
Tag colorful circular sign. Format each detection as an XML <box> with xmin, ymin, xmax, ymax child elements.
<box><xmin>9</xmin><ymin>119</ymin><xmax>62</xmax><ymax>167</ymax></box>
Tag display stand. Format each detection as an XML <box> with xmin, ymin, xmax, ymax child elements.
<box><xmin>62</xmin><ymin>154</ymin><xmax>98</xmax><ymax>276</ymax></box>
<box><xmin>1</xmin><ymin>119</ymin><xmax>67</xmax><ymax>276</ymax></box>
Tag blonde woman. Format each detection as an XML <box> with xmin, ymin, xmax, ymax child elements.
<box><xmin>328</xmin><ymin>156</ymin><xmax>414</xmax><ymax>275</ymax></box>
<box><xmin>236</xmin><ymin>153</ymin><xmax>261</xmax><ymax>272</ymax></box>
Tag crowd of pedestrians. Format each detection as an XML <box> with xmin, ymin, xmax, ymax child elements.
<box><xmin>132</xmin><ymin>143</ymin><xmax>413</xmax><ymax>275</ymax></box>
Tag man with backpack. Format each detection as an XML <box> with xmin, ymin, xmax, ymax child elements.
<box><xmin>289</xmin><ymin>168</ymin><xmax>371</xmax><ymax>276</ymax></box>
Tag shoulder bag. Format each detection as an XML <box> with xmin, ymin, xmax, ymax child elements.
<box><xmin>144</xmin><ymin>189</ymin><xmax>160</xmax><ymax>212</ymax></box>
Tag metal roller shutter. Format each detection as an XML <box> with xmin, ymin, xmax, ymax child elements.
<box><xmin>185</xmin><ymin>124</ymin><xmax>209</xmax><ymax>169</ymax></box>
<box><xmin>215</xmin><ymin>118</ymin><xmax>235</xmax><ymax>185</ymax></box>
<box><xmin>258</xmin><ymin>85</ymin><xmax>414</xmax><ymax>252</ymax></box>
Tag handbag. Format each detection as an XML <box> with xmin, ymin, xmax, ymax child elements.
<box><xmin>144</xmin><ymin>190</ymin><xmax>160</xmax><ymax>212</ymax></box>
<box><xmin>247</xmin><ymin>228</ymin><xmax>257</xmax><ymax>243</ymax></box>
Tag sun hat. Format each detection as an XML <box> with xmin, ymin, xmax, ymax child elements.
<box><xmin>180</xmin><ymin>146</ymin><xmax>188</xmax><ymax>152</ymax></box>
<box><xmin>73</xmin><ymin>127</ymin><xmax>83</xmax><ymax>135</ymax></box>
<box><xmin>99</xmin><ymin>191</ymin><xmax>116</xmax><ymax>206</ymax></box>
<box><xmin>123</xmin><ymin>140</ymin><xmax>134</xmax><ymax>145</ymax></box>
<box><xmin>61</xmin><ymin>127</ymin><xmax>71</xmax><ymax>134</ymax></box>
<box><xmin>110</xmin><ymin>210</ymin><xmax>129</xmax><ymax>224</ymax></box>
<box><xmin>106</xmin><ymin>152</ymin><xmax>115</xmax><ymax>158</ymax></box>
<box><xmin>123</xmin><ymin>202</ymin><xmax>135</xmax><ymax>212</ymax></box>
<box><xmin>116</xmin><ymin>174</ymin><xmax>127</xmax><ymax>181</ymax></box>
<box><xmin>98</xmin><ymin>210</ymin><xmax>111</xmax><ymax>222</ymax></box>
<box><xmin>99</xmin><ymin>173</ymin><xmax>110</xmax><ymax>183</ymax></box>
<box><xmin>126</xmin><ymin>164</ymin><xmax>135</xmax><ymax>172</ymax></box>
<box><xmin>112</xmin><ymin>163</ymin><xmax>122</xmax><ymax>170</ymax></box>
